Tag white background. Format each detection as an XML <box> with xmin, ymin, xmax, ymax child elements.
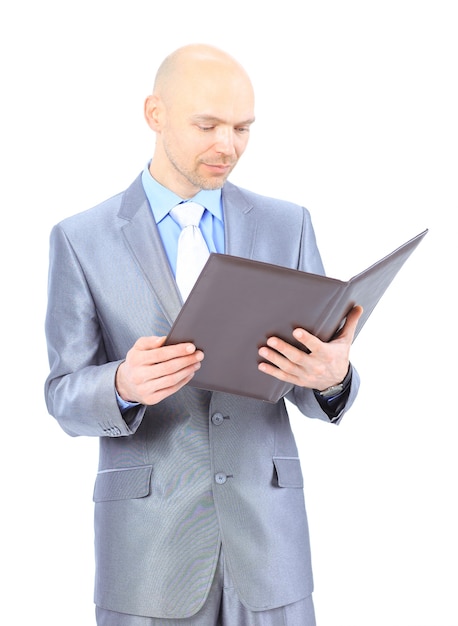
<box><xmin>1</xmin><ymin>1</ymin><xmax>457</xmax><ymax>624</ymax></box>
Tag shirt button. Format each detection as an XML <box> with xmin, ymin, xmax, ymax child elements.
<box><xmin>211</xmin><ymin>412</ymin><xmax>224</xmax><ymax>425</ymax></box>
<box><xmin>215</xmin><ymin>472</ymin><xmax>227</xmax><ymax>484</ymax></box>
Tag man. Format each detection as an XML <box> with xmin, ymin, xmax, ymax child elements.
<box><xmin>45</xmin><ymin>44</ymin><xmax>363</xmax><ymax>626</ymax></box>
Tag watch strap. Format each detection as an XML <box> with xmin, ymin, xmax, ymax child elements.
<box><xmin>315</xmin><ymin>363</ymin><xmax>352</xmax><ymax>399</ymax></box>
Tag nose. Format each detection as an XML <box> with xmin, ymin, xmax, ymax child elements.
<box><xmin>214</xmin><ymin>126</ymin><xmax>236</xmax><ymax>156</ymax></box>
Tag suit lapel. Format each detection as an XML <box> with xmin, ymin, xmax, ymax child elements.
<box><xmin>118</xmin><ymin>175</ymin><xmax>182</xmax><ymax>326</ymax></box>
<box><xmin>116</xmin><ymin>177</ymin><xmax>257</xmax><ymax>328</ymax></box>
<box><xmin>222</xmin><ymin>182</ymin><xmax>257</xmax><ymax>258</ymax></box>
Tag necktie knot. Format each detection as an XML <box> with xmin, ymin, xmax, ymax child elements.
<box><xmin>170</xmin><ymin>202</ymin><xmax>205</xmax><ymax>229</ymax></box>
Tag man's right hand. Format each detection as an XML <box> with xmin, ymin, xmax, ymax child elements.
<box><xmin>115</xmin><ymin>336</ymin><xmax>204</xmax><ymax>406</ymax></box>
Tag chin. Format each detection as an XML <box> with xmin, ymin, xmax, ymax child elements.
<box><xmin>204</xmin><ymin>180</ymin><xmax>226</xmax><ymax>190</ymax></box>
<box><xmin>196</xmin><ymin>176</ymin><xmax>227</xmax><ymax>190</ymax></box>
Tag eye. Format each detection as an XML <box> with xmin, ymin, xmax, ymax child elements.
<box><xmin>235</xmin><ymin>126</ymin><xmax>250</xmax><ymax>134</ymax></box>
<box><xmin>198</xmin><ymin>125</ymin><xmax>215</xmax><ymax>132</ymax></box>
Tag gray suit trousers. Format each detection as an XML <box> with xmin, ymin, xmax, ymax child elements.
<box><xmin>96</xmin><ymin>549</ymin><xmax>316</xmax><ymax>626</ymax></box>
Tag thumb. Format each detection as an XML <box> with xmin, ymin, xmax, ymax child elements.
<box><xmin>340</xmin><ymin>305</ymin><xmax>364</xmax><ymax>341</ymax></box>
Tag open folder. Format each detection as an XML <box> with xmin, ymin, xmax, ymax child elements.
<box><xmin>166</xmin><ymin>229</ymin><xmax>428</xmax><ymax>403</ymax></box>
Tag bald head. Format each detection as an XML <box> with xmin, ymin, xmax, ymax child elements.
<box><xmin>145</xmin><ymin>44</ymin><xmax>255</xmax><ymax>198</ymax></box>
<box><xmin>153</xmin><ymin>44</ymin><xmax>253</xmax><ymax>105</ymax></box>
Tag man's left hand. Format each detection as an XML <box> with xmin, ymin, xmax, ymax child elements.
<box><xmin>258</xmin><ymin>305</ymin><xmax>363</xmax><ymax>390</ymax></box>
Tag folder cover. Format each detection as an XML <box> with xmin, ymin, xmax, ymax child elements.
<box><xmin>166</xmin><ymin>229</ymin><xmax>428</xmax><ymax>403</ymax></box>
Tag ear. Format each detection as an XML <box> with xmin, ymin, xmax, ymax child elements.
<box><xmin>144</xmin><ymin>94</ymin><xmax>164</xmax><ymax>131</ymax></box>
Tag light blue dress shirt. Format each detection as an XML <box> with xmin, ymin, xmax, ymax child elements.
<box><xmin>141</xmin><ymin>164</ymin><xmax>225</xmax><ymax>273</ymax></box>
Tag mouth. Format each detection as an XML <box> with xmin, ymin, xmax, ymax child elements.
<box><xmin>202</xmin><ymin>162</ymin><xmax>234</xmax><ymax>174</ymax></box>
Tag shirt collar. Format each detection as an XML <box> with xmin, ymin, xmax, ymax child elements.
<box><xmin>141</xmin><ymin>164</ymin><xmax>223</xmax><ymax>224</ymax></box>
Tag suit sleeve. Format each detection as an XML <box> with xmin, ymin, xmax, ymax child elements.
<box><xmin>287</xmin><ymin>206</ymin><xmax>360</xmax><ymax>423</ymax></box>
<box><xmin>44</xmin><ymin>224</ymin><xmax>145</xmax><ymax>437</ymax></box>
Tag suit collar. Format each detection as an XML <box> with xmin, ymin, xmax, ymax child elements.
<box><xmin>118</xmin><ymin>175</ymin><xmax>182</xmax><ymax>325</ymax></box>
<box><xmin>117</xmin><ymin>176</ymin><xmax>258</xmax><ymax>325</ymax></box>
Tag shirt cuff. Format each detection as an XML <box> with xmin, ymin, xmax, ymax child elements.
<box><xmin>116</xmin><ymin>389</ymin><xmax>140</xmax><ymax>413</ymax></box>
<box><xmin>313</xmin><ymin>366</ymin><xmax>353</xmax><ymax>420</ymax></box>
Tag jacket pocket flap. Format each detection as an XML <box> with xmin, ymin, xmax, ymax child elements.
<box><xmin>273</xmin><ymin>456</ymin><xmax>304</xmax><ymax>488</ymax></box>
<box><xmin>93</xmin><ymin>465</ymin><xmax>153</xmax><ymax>502</ymax></box>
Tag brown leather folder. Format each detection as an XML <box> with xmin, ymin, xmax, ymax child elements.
<box><xmin>166</xmin><ymin>229</ymin><xmax>428</xmax><ymax>403</ymax></box>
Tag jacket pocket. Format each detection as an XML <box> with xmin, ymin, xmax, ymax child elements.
<box><xmin>273</xmin><ymin>456</ymin><xmax>304</xmax><ymax>489</ymax></box>
<box><xmin>93</xmin><ymin>465</ymin><xmax>153</xmax><ymax>502</ymax></box>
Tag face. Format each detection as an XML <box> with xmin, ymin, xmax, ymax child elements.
<box><xmin>146</xmin><ymin>59</ymin><xmax>255</xmax><ymax>198</ymax></box>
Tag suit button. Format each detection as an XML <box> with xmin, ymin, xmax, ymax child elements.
<box><xmin>211</xmin><ymin>412</ymin><xmax>224</xmax><ymax>425</ymax></box>
<box><xmin>215</xmin><ymin>472</ymin><xmax>227</xmax><ymax>484</ymax></box>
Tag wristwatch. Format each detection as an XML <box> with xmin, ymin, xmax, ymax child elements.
<box><xmin>316</xmin><ymin>364</ymin><xmax>352</xmax><ymax>399</ymax></box>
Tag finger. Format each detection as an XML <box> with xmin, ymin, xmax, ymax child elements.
<box><xmin>338</xmin><ymin>305</ymin><xmax>364</xmax><ymax>340</ymax></box>
<box><xmin>134</xmin><ymin>335</ymin><xmax>167</xmax><ymax>350</ymax></box>
<box><xmin>146</xmin><ymin>350</ymin><xmax>204</xmax><ymax>379</ymax></box>
<box><xmin>135</xmin><ymin>336</ymin><xmax>202</xmax><ymax>364</ymax></box>
<box><xmin>135</xmin><ymin>334</ymin><xmax>198</xmax><ymax>355</ymax></box>
<box><xmin>152</xmin><ymin>359</ymin><xmax>202</xmax><ymax>389</ymax></box>
<box><xmin>290</xmin><ymin>328</ymin><xmax>320</xmax><ymax>353</ymax></box>
<box><xmin>258</xmin><ymin>359</ymin><xmax>293</xmax><ymax>382</ymax></box>
<box><xmin>268</xmin><ymin>337</ymin><xmax>304</xmax><ymax>362</ymax></box>
<box><xmin>142</xmin><ymin>370</ymin><xmax>198</xmax><ymax>405</ymax></box>
<box><xmin>259</xmin><ymin>341</ymin><xmax>303</xmax><ymax>371</ymax></box>
<box><xmin>150</xmin><ymin>343</ymin><xmax>202</xmax><ymax>366</ymax></box>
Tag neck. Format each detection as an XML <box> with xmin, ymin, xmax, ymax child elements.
<box><xmin>148</xmin><ymin>159</ymin><xmax>200</xmax><ymax>200</ymax></box>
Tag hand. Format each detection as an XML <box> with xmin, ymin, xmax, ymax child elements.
<box><xmin>116</xmin><ymin>335</ymin><xmax>204</xmax><ymax>405</ymax></box>
<box><xmin>258</xmin><ymin>305</ymin><xmax>363</xmax><ymax>390</ymax></box>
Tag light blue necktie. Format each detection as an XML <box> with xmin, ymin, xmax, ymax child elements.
<box><xmin>170</xmin><ymin>202</ymin><xmax>210</xmax><ymax>301</ymax></box>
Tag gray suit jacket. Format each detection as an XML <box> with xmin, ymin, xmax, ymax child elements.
<box><xmin>45</xmin><ymin>175</ymin><xmax>359</xmax><ymax>618</ymax></box>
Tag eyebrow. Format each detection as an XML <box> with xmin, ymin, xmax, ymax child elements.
<box><xmin>191</xmin><ymin>114</ymin><xmax>256</xmax><ymax>126</ymax></box>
